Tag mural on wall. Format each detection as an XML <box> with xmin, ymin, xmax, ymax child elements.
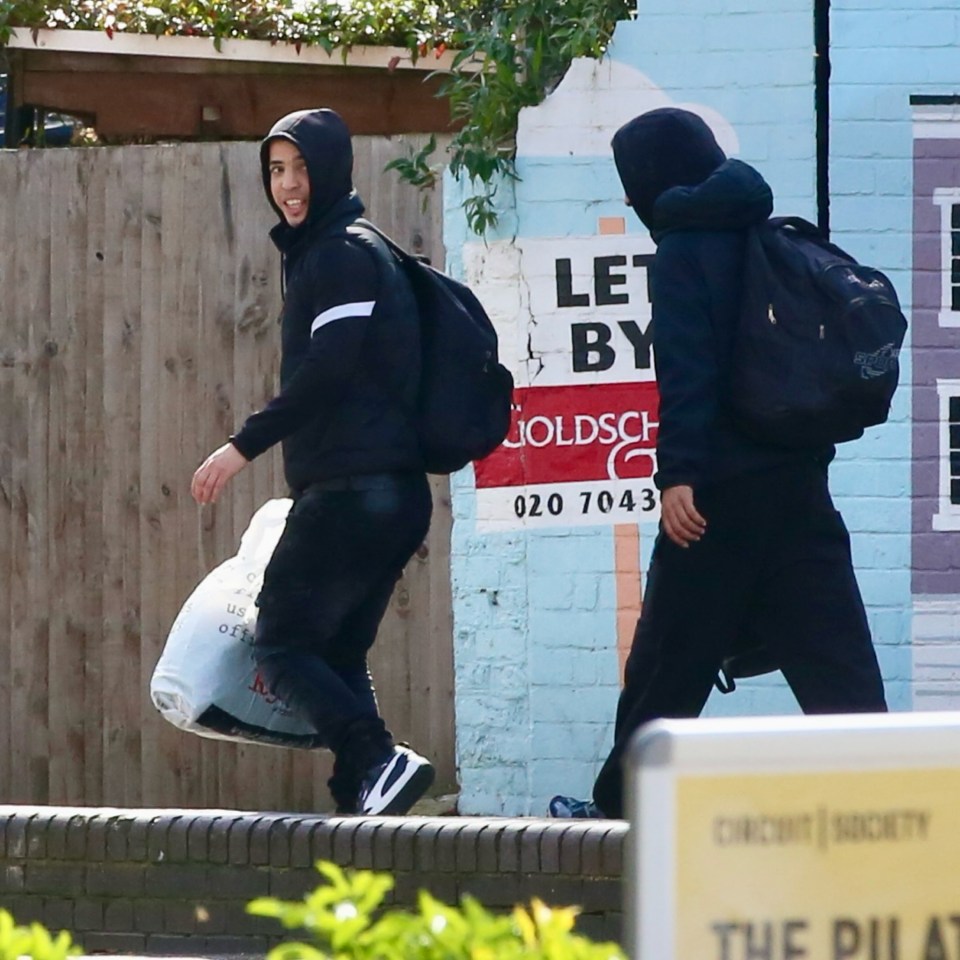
<box><xmin>911</xmin><ymin>95</ymin><xmax>960</xmax><ymax>708</ymax></box>
<box><xmin>447</xmin><ymin>0</ymin><xmax>932</xmax><ymax>815</ymax></box>
<box><xmin>446</xmin><ymin>34</ymin><xmax>818</xmax><ymax>814</ymax></box>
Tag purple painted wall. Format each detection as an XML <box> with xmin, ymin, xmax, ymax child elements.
<box><xmin>912</xmin><ymin>137</ymin><xmax>960</xmax><ymax>594</ymax></box>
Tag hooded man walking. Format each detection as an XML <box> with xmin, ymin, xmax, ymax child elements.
<box><xmin>191</xmin><ymin>108</ymin><xmax>435</xmax><ymax>816</ymax></box>
<box><xmin>550</xmin><ymin>107</ymin><xmax>887</xmax><ymax>820</ymax></box>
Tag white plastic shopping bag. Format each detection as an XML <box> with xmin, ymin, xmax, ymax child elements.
<box><xmin>150</xmin><ymin>498</ymin><xmax>324</xmax><ymax>749</ymax></box>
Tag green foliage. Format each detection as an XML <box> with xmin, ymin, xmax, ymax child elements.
<box><xmin>0</xmin><ymin>0</ymin><xmax>634</xmax><ymax>234</ymax></box>
<box><xmin>249</xmin><ymin>860</ymin><xmax>627</xmax><ymax>960</ymax></box>
<box><xmin>0</xmin><ymin>909</ymin><xmax>81</xmax><ymax>960</ymax></box>
<box><xmin>384</xmin><ymin>133</ymin><xmax>439</xmax><ymax>213</ymax></box>
<box><xmin>0</xmin><ymin>1</ymin><xmax>452</xmax><ymax>51</ymax></box>
<box><xmin>436</xmin><ymin>0</ymin><xmax>634</xmax><ymax>234</ymax></box>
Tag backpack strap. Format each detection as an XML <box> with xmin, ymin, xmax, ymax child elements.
<box><xmin>352</xmin><ymin>218</ymin><xmax>434</xmax><ymax>267</ymax></box>
<box><xmin>765</xmin><ymin>216</ymin><xmax>857</xmax><ymax>262</ymax></box>
<box><xmin>768</xmin><ymin>216</ymin><xmax>821</xmax><ymax>236</ymax></box>
<box><xmin>343</xmin><ymin>219</ymin><xmax>423</xmax><ymax>420</ymax></box>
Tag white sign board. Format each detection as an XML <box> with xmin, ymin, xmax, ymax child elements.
<box><xmin>473</xmin><ymin>234</ymin><xmax>661</xmax><ymax>531</ymax></box>
<box><xmin>626</xmin><ymin>712</ymin><xmax>960</xmax><ymax>960</ymax></box>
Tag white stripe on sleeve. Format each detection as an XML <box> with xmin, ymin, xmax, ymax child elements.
<box><xmin>310</xmin><ymin>300</ymin><xmax>376</xmax><ymax>336</ymax></box>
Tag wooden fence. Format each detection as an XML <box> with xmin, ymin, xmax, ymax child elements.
<box><xmin>0</xmin><ymin>137</ymin><xmax>455</xmax><ymax>810</ymax></box>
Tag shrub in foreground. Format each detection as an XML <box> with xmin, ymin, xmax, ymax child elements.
<box><xmin>248</xmin><ymin>860</ymin><xmax>626</xmax><ymax>960</ymax></box>
<box><xmin>0</xmin><ymin>910</ymin><xmax>80</xmax><ymax>960</ymax></box>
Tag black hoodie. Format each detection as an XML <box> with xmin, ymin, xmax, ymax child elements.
<box><xmin>230</xmin><ymin>109</ymin><xmax>423</xmax><ymax>492</ymax></box>
<box><xmin>612</xmin><ymin>107</ymin><xmax>825</xmax><ymax>490</ymax></box>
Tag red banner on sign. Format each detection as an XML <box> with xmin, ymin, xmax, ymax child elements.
<box><xmin>475</xmin><ymin>382</ymin><xmax>660</xmax><ymax>489</ymax></box>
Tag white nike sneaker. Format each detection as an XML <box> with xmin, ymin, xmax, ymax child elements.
<box><xmin>357</xmin><ymin>744</ymin><xmax>435</xmax><ymax>815</ymax></box>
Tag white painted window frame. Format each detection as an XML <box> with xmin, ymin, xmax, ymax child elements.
<box><xmin>934</xmin><ymin>378</ymin><xmax>960</xmax><ymax>530</ymax></box>
<box><xmin>932</xmin><ymin>188</ymin><xmax>960</xmax><ymax>328</ymax></box>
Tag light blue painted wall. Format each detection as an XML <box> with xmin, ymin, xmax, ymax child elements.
<box><xmin>829</xmin><ymin>0</ymin><xmax>960</xmax><ymax>709</ymax></box>
<box><xmin>445</xmin><ymin>0</ymin><xmax>932</xmax><ymax>814</ymax></box>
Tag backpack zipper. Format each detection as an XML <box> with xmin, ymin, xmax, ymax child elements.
<box><xmin>769</xmin><ymin>304</ymin><xmax>825</xmax><ymax>339</ymax></box>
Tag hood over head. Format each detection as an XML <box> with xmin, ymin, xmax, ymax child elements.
<box><xmin>652</xmin><ymin>158</ymin><xmax>773</xmax><ymax>237</ymax></box>
<box><xmin>612</xmin><ymin>107</ymin><xmax>727</xmax><ymax>230</ymax></box>
<box><xmin>260</xmin><ymin>108</ymin><xmax>354</xmax><ymax>230</ymax></box>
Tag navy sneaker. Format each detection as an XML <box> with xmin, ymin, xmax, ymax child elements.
<box><xmin>357</xmin><ymin>744</ymin><xmax>435</xmax><ymax>815</ymax></box>
<box><xmin>548</xmin><ymin>795</ymin><xmax>604</xmax><ymax>819</ymax></box>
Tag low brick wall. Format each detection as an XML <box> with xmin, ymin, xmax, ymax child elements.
<box><xmin>0</xmin><ymin>807</ymin><xmax>628</xmax><ymax>955</ymax></box>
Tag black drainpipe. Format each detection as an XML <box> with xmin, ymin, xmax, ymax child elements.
<box><xmin>815</xmin><ymin>0</ymin><xmax>831</xmax><ymax>236</ymax></box>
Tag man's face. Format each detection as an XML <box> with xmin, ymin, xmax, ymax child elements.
<box><xmin>268</xmin><ymin>139</ymin><xmax>310</xmax><ymax>227</ymax></box>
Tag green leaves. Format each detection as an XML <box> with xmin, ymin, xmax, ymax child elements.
<box><xmin>384</xmin><ymin>134</ymin><xmax>440</xmax><ymax>196</ymax></box>
<box><xmin>0</xmin><ymin>1</ymin><xmax>453</xmax><ymax>50</ymax></box>
<box><xmin>248</xmin><ymin>860</ymin><xmax>627</xmax><ymax>960</ymax></box>
<box><xmin>424</xmin><ymin>0</ymin><xmax>635</xmax><ymax>235</ymax></box>
<box><xmin>0</xmin><ymin>909</ymin><xmax>81</xmax><ymax>960</ymax></box>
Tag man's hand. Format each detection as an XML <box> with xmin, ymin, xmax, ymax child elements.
<box><xmin>191</xmin><ymin>443</ymin><xmax>249</xmax><ymax>505</ymax></box>
<box><xmin>660</xmin><ymin>484</ymin><xmax>706</xmax><ymax>548</ymax></box>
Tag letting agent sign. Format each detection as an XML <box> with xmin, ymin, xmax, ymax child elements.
<box><xmin>474</xmin><ymin>233</ymin><xmax>660</xmax><ymax>531</ymax></box>
<box><xmin>626</xmin><ymin>713</ymin><xmax>960</xmax><ymax>960</ymax></box>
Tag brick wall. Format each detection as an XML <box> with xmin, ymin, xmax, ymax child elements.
<box><xmin>0</xmin><ymin>807</ymin><xmax>627</xmax><ymax>954</ymax></box>
<box><xmin>829</xmin><ymin>0</ymin><xmax>960</xmax><ymax>712</ymax></box>
<box><xmin>445</xmin><ymin>0</ymin><xmax>821</xmax><ymax>818</ymax></box>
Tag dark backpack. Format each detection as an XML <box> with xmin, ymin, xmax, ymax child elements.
<box><xmin>351</xmin><ymin>221</ymin><xmax>514</xmax><ymax>475</ymax></box>
<box><xmin>730</xmin><ymin>216</ymin><xmax>907</xmax><ymax>447</ymax></box>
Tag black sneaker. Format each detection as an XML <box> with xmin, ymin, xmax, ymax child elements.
<box><xmin>357</xmin><ymin>744</ymin><xmax>435</xmax><ymax>815</ymax></box>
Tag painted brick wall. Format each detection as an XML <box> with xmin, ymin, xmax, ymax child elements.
<box><xmin>446</xmin><ymin>0</ymin><xmax>955</xmax><ymax>815</ymax></box>
<box><xmin>828</xmin><ymin>0</ymin><xmax>960</xmax><ymax>708</ymax></box>
<box><xmin>829</xmin><ymin>1</ymin><xmax>918</xmax><ymax>713</ymax></box>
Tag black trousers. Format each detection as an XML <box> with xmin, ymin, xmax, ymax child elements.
<box><xmin>252</xmin><ymin>471</ymin><xmax>432</xmax><ymax>810</ymax></box>
<box><xmin>593</xmin><ymin>460</ymin><xmax>887</xmax><ymax>818</ymax></box>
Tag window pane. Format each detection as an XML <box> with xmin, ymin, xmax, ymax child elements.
<box><xmin>951</xmin><ymin>478</ymin><xmax>960</xmax><ymax>506</ymax></box>
<box><xmin>950</xmin><ymin>424</ymin><xmax>960</xmax><ymax>448</ymax></box>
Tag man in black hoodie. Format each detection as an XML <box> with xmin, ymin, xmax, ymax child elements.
<box><xmin>550</xmin><ymin>108</ymin><xmax>887</xmax><ymax>819</ymax></box>
<box><xmin>191</xmin><ymin>108</ymin><xmax>435</xmax><ymax>815</ymax></box>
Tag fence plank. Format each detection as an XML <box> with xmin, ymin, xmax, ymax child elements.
<box><xmin>96</xmin><ymin>146</ymin><xmax>142</xmax><ymax>804</ymax></box>
<box><xmin>46</xmin><ymin>149</ymin><xmax>85</xmax><ymax>802</ymax></box>
<box><xmin>17</xmin><ymin>150</ymin><xmax>54</xmax><ymax>802</ymax></box>
<box><xmin>197</xmin><ymin>144</ymin><xmax>241</xmax><ymax>806</ymax></box>
<box><xmin>0</xmin><ymin>156</ymin><xmax>11</xmax><ymax>796</ymax></box>
<box><xmin>81</xmin><ymin>149</ymin><xmax>108</xmax><ymax>805</ymax></box>
<box><xmin>138</xmin><ymin>144</ymin><xmax>171</xmax><ymax>806</ymax></box>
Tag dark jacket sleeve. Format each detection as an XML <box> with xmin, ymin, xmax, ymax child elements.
<box><xmin>650</xmin><ymin>234</ymin><xmax>720</xmax><ymax>490</ymax></box>
<box><xmin>230</xmin><ymin>239</ymin><xmax>380</xmax><ymax>460</ymax></box>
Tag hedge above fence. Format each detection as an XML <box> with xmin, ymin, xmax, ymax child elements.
<box><xmin>0</xmin><ymin>1</ymin><xmax>455</xmax><ymax>55</ymax></box>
